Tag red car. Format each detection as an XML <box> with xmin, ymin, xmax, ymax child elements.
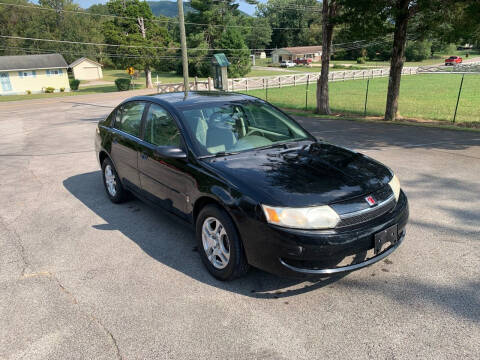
<box><xmin>445</xmin><ymin>56</ymin><xmax>463</xmax><ymax>66</ymax></box>
<box><xmin>294</xmin><ymin>58</ymin><xmax>312</xmax><ymax>65</ymax></box>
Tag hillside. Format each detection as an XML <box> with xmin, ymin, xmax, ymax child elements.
<box><xmin>147</xmin><ymin>1</ymin><xmax>193</xmax><ymax>17</ymax></box>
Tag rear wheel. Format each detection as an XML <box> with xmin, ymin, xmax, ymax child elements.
<box><xmin>101</xmin><ymin>157</ymin><xmax>129</xmax><ymax>203</ymax></box>
<box><xmin>196</xmin><ymin>204</ymin><xmax>249</xmax><ymax>280</ymax></box>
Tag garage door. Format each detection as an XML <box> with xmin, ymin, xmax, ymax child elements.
<box><xmin>80</xmin><ymin>67</ymin><xmax>99</xmax><ymax>80</ymax></box>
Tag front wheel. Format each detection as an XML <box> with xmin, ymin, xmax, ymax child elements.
<box><xmin>196</xmin><ymin>204</ymin><xmax>249</xmax><ymax>281</ymax></box>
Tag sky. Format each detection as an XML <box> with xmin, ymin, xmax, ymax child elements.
<box><xmin>61</xmin><ymin>0</ymin><xmax>266</xmax><ymax>15</ymax></box>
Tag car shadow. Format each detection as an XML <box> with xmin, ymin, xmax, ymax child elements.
<box><xmin>63</xmin><ymin>171</ymin><xmax>350</xmax><ymax>299</ymax></box>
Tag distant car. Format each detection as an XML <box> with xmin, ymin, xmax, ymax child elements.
<box><xmin>445</xmin><ymin>56</ymin><xmax>462</xmax><ymax>66</ymax></box>
<box><xmin>294</xmin><ymin>58</ymin><xmax>312</xmax><ymax>65</ymax></box>
<box><xmin>95</xmin><ymin>92</ymin><xmax>408</xmax><ymax>280</ymax></box>
<box><xmin>280</xmin><ymin>60</ymin><xmax>295</xmax><ymax>68</ymax></box>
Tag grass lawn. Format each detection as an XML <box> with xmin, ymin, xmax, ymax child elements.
<box><xmin>241</xmin><ymin>74</ymin><xmax>480</xmax><ymax>123</ymax></box>
<box><xmin>0</xmin><ymin>85</ymin><xmax>126</xmax><ymax>102</ymax></box>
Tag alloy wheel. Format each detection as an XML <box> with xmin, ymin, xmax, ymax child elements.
<box><xmin>202</xmin><ymin>217</ymin><xmax>230</xmax><ymax>269</ymax></box>
<box><xmin>104</xmin><ymin>164</ymin><xmax>117</xmax><ymax>197</ymax></box>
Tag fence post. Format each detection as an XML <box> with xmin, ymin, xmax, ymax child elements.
<box><xmin>364</xmin><ymin>79</ymin><xmax>370</xmax><ymax>116</ymax></box>
<box><xmin>207</xmin><ymin>77</ymin><xmax>211</xmax><ymax>91</ymax></box>
<box><xmin>279</xmin><ymin>77</ymin><xmax>281</xmax><ymax>88</ymax></box>
<box><xmin>232</xmin><ymin>79</ymin><xmax>234</xmax><ymax>92</ymax></box>
<box><xmin>453</xmin><ymin>74</ymin><xmax>465</xmax><ymax>123</ymax></box>
<box><xmin>305</xmin><ymin>74</ymin><xmax>310</xmax><ymax>111</ymax></box>
<box><xmin>294</xmin><ymin>75</ymin><xmax>296</xmax><ymax>86</ymax></box>
<box><xmin>246</xmin><ymin>78</ymin><xmax>249</xmax><ymax>92</ymax></box>
<box><xmin>266</xmin><ymin>78</ymin><xmax>268</xmax><ymax>101</ymax></box>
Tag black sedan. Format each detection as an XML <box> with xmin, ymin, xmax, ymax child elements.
<box><xmin>95</xmin><ymin>92</ymin><xmax>408</xmax><ymax>280</ymax></box>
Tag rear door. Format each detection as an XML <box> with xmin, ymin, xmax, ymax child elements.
<box><xmin>138</xmin><ymin>102</ymin><xmax>193</xmax><ymax>217</ymax></box>
<box><xmin>110</xmin><ymin>101</ymin><xmax>146</xmax><ymax>189</ymax></box>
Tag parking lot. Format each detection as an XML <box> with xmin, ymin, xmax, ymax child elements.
<box><xmin>0</xmin><ymin>91</ymin><xmax>479</xmax><ymax>360</ymax></box>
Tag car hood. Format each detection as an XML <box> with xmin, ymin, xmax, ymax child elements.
<box><xmin>202</xmin><ymin>142</ymin><xmax>393</xmax><ymax>207</ymax></box>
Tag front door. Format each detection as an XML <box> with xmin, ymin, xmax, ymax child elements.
<box><xmin>110</xmin><ymin>101</ymin><xmax>146</xmax><ymax>190</ymax></box>
<box><xmin>138</xmin><ymin>103</ymin><xmax>193</xmax><ymax>217</ymax></box>
<box><xmin>0</xmin><ymin>73</ymin><xmax>12</xmax><ymax>92</ymax></box>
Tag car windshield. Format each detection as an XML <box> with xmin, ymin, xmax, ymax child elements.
<box><xmin>181</xmin><ymin>100</ymin><xmax>311</xmax><ymax>157</ymax></box>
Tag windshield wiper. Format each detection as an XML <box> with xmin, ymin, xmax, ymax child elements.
<box><xmin>198</xmin><ymin>151</ymin><xmax>241</xmax><ymax>159</ymax></box>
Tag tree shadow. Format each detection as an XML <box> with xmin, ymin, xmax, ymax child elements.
<box><xmin>63</xmin><ymin>171</ymin><xmax>348</xmax><ymax>299</ymax></box>
<box><xmin>295</xmin><ymin>116</ymin><xmax>480</xmax><ymax>152</ymax></box>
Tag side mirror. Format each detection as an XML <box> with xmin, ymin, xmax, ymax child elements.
<box><xmin>155</xmin><ymin>146</ymin><xmax>187</xmax><ymax>159</ymax></box>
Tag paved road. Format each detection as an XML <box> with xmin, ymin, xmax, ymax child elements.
<box><xmin>1</xmin><ymin>93</ymin><xmax>479</xmax><ymax>360</ymax></box>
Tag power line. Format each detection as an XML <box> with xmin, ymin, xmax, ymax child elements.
<box><xmin>0</xmin><ymin>1</ymin><xmax>317</xmax><ymax>31</ymax></box>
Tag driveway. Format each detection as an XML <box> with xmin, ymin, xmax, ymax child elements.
<box><xmin>0</xmin><ymin>93</ymin><xmax>479</xmax><ymax>359</ymax></box>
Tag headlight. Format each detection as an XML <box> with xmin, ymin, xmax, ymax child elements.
<box><xmin>262</xmin><ymin>205</ymin><xmax>340</xmax><ymax>229</ymax></box>
<box><xmin>389</xmin><ymin>174</ymin><xmax>401</xmax><ymax>201</ymax></box>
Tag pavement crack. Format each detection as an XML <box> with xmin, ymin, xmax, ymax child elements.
<box><xmin>21</xmin><ymin>270</ymin><xmax>123</xmax><ymax>360</ymax></box>
<box><xmin>0</xmin><ymin>217</ymin><xmax>31</xmax><ymax>277</ymax></box>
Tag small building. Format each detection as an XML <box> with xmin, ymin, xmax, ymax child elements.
<box><xmin>255</xmin><ymin>51</ymin><xmax>267</xmax><ymax>59</ymax></box>
<box><xmin>69</xmin><ymin>57</ymin><xmax>103</xmax><ymax>81</ymax></box>
<box><xmin>0</xmin><ymin>54</ymin><xmax>70</xmax><ymax>95</ymax></box>
<box><xmin>272</xmin><ymin>46</ymin><xmax>323</xmax><ymax>64</ymax></box>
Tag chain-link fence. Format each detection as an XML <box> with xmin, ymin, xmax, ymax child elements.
<box><xmin>239</xmin><ymin>73</ymin><xmax>480</xmax><ymax>124</ymax></box>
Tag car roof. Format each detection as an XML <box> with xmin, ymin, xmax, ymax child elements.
<box><xmin>124</xmin><ymin>91</ymin><xmax>262</xmax><ymax>110</ymax></box>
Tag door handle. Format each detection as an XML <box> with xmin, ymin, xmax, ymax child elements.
<box><xmin>141</xmin><ymin>152</ymin><xmax>148</xmax><ymax>160</ymax></box>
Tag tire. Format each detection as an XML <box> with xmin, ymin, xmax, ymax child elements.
<box><xmin>101</xmin><ymin>157</ymin><xmax>129</xmax><ymax>203</ymax></box>
<box><xmin>196</xmin><ymin>204</ymin><xmax>249</xmax><ymax>281</ymax></box>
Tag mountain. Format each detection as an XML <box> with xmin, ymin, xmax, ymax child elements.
<box><xmin>147</xmin><ymin>1</ymin><xmax>193</xmax><ymax>18</ymax></box>
<box><xmin>147</xmin><ymin>1</ymin><xmax>250</xmax><ymax>18</ymax></box>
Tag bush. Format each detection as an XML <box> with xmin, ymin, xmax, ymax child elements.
<box><xmin>26</xmin><ymin>90</ymin><xmax>31</xmax><ymax>95</ymax></box>
<box><xmin>356</xmin><ymin>57</ymin><xmax>366</xmax><ymax>64</ymax></box>
<box><xmin>333</xmin><ymin>64</ymin><xmax>348</xmax><ymax>69</ymax></box>
<box><xmin>405</xmin><ymin>41</ymin><xmax>432</xmax><ymax>62</ymax></box>
<box><xmin>45</xmin><ymin>87</ymin><xmax>55</xmax><ymax>93</ymax></box>
<box><xmin>69</xmin><ymin>79</ymin><xmax>80</xmax><ymax>91</ymax></box>
<box><xmin>115</xmin><ymin>78</ymin><xmax>131</xmax><ymax>91</ymax></box>
<box><xmin>60</xmin><ymin>87</ymin><xmax>65</xmax><ymax>92</ymax></box>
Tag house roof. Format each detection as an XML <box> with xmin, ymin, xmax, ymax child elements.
<box><xmin>69</xmin><ymin>57</ymin><xmax>103</xmax><ymax>68</ymax></box>
<box><xmin>0</xmin><ymin>54</ymin><xmax>68</xmax><ymax>71</ymax></box>
<box><xmin>274</xmin><ymin>46</ymin><xmax>323</xmax><ymax>55</ymax></box>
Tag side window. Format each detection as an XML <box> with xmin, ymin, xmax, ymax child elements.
<box><xmin>114</xmin><ymin>101</ymin><xmax>145</xmax><ymax>138</ymax></box>
<box><xmin>144</xmin><ymin>104</ymin><xmax>181</xmax><ymax>147</ymax></box>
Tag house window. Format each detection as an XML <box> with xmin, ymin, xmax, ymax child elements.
<box><xmin>46</xmin><ymin>69</ymin><xmax>63</xmax><ymax>76</ymax></box>
<box><xmin>18</xmin><ymin>70</ymin><xmax>36</xmax><ymax>78</ymax></box>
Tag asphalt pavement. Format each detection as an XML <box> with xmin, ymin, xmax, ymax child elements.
<box><xmin>0</xmin><ymin>91</ymin><xmax>479</xmax><ymax>360</ymax></box>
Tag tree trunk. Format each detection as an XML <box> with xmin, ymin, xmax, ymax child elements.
<box><xmin>145</xmin><ymin>66</ymin><xmax>153</xmax><ymax>89</ymax></box>
<box><xmin>384</xmin><ymin>0</ymin><xmax>410</xmax><ymax>121</ymax></box>
<box><xmin>316</xmin><ymin>0</ymin><xmax>336</xmax><ymax>115</ymax></box>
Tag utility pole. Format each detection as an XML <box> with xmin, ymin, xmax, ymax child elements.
<box><xmin>177</xmin><ymin>0</ymin><xmax>189</xmax><ymax>96</ymax></box>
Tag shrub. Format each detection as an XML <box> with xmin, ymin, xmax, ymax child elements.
<box><xmin>60</xmin><ymin>87</ymin><xmax>65</xmax><ymax>92</ymax></box>
<box><xmin>405</xmin><ymin>41</ymin><xmax>432</xmax><ymax>62</ymax></box>
<box><xmin>333</xmin><ymin>64</ymin><xmax>348</xmax><ymax>69</ymax></box>
<box><xmin>45</xmin><ymin>87</ymin><xmax>55</xmax><ymax>93</ymax></box>
<box><xmin>115</xmin><ymin>78</ymin><xmax>131</xmax><ymax>91</ymax></box>
<box><xmin>26</xmin><ymin>90</ymin><xmax>31</xmax><ymax>95</ymax></box>
<box><xmin>69</xmin><ymin>79</ymin><xmax>80</xmax><ymax>91</ymax></box>
<box><xmin>356</xmin><ymin>57</ymin><xmax>366</xmax><ymax>64</ymax></box>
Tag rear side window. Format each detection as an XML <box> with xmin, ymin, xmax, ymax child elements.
<box><xmin>144</xmin><ymin>104</ymin><xmax>181</xmax><ymax>147</ymax></box>
<box><xmin>114</xmin><ymin>101</ymin><xmax>146</xmax><ymax>138</ymax></box>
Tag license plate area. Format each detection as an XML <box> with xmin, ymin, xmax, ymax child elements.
<box><xmin>374</xmin><ymin>224</ymin><xmax>398</xmax><ymax>255</ymax></box>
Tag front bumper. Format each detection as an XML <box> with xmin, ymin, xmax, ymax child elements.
<box><xmin>239</xmin><ymin>191</ymin><xmax>409</xmax><ymax>278</ymax></box>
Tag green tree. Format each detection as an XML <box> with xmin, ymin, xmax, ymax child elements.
<box><xmin>104</xmin><ymin>0</ymin><xmax>172</xmax><ymax>88</ymax></box>
<box><xmin>257</xmin><ymin>0</ymin><xmax>322</xmax><ymax>48</ymax></box>
<box><xmin>218</xmin><ymin>28</ymin><xmax>251</xmax><ymax>78</ymax></box>
<box><xmin>183</xmin><ymin>0</ymin><xmax>251</xmax><ymax>78</ymax></box>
